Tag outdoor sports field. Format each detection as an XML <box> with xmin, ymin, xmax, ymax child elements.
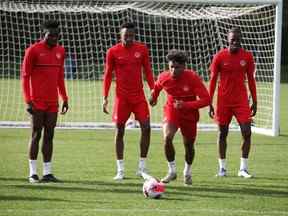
<box><xmin>0</xmin><ymin>84</ymin><xmax>287</xmax><ymax>216</ymax></box>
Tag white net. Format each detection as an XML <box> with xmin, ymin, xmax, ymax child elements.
<box><xmin>0</xmin><ymin>0</ymin><xmax>280</xmax><ymax>134</ymax></box>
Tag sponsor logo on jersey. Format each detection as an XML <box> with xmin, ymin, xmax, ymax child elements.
<box><xmin>183</xmin><ymin>85</ymin><xmax>189</xmax><ymax>92</ymax></box>
<box><xmin>134</xmin><ymin>52</ymin><xmax>141</xmax><ymax>58</ymax></box>
<box><xmin>56</xmin><ymin>53</ymin><xmax>62</xmax><ymax>59</ymax></box>
<box><xmin>240</xmin><ymin>60</ymin><xmax>247</xmax><ymax>67</ymax></box>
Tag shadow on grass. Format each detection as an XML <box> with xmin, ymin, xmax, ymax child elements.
<box><xmin>0</xmin><ymin>195</ymin><xmax>67</xmax><ymax>202</ymax></box>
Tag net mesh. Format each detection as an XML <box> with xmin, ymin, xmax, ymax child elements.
<box><xmin>0</xmin><ymin>0</ymin><xmax>277</xmax><ymax>132</ymax></box>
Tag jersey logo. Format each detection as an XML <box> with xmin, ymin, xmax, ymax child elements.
<box><xmin>240</xmin><ymin>60</ymin><xmax>247</xmax><ymax>67</ymax></box>
<box><xmin>183</xmin><ymin>85</ymin><xmax>189</xmax><ymax>92</ymax></box>
<box><xmin>134</xmin><ymin>52</ymin><xmax>141</xmax><ymax>58</ymax></box>
<box><xmin>56</xmin><ymin>53</ymin><xmax>62</xmax><ymax>59</ymax></box>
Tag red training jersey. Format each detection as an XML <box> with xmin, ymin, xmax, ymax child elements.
<box><xmin>209</xmin><ymin>48</ymin><xmax>257</xmax><ymax>107</ymax></box>
<box><xmin>151</xmin><ymin>69</ymin><xmax>210</xmax><ymax>122</ymax></box>
<box><xmin>21</xmin><ymin>40</ymin><xmax>68</xmax><ymax>103</ymax></box>
<box><xmin>103</xmin><ymin>42</ymin><xmax>154</xmax><ymax>102</ymax></box>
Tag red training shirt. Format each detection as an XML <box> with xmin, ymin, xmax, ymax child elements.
<box><xmin>21</xmin><ymin>40</ymin><xmax>68</xmax><ymax>103</ymax></box>
<box><xmin>209</xmin><ymin>48</ymin><xmax>257</xmax><ymax>107</ymax></box>
<box><xmin>151</xmin><ymin>69</ymin><xmax>210</xmax><ymax>122</ymax></box>
<box><xmin>103</xmin><ymin>42</ymin><xmax>154</xmax><ymax>102</ymax></box>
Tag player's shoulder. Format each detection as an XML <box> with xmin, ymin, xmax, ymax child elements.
<box><xmin>240</xmin><ymin>48</ymin><xmax>253</xmax><ymax>58</ymax></box>
<box><xmin>157</xmin><ymin>70</ymin><xmax>170</xmax><ymax>80</ymax></box>
<box><xmin>133</xmin><ymin>41</ymin><xmax>148</xmax><ymax>49</ymax></box>
<box><xmin>184</xmin><ymin>69</ymin><xmax>201</xmax><ymax>79</ymax></box>
<box><xmin>108</xmin><ymin>43</ymin><xmax>121</xmax><ymax>53</ymax></box>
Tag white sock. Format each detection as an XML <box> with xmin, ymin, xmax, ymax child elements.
<box><xmin>168</xmin><ymin>160</ymin><xmax>176</xmax><ymax>174</ymax></box>
<box><xmin>29</xmin><ymin>159</ymin><xmax>37</xmax><ymax>177</ymax></box>
<box><xmin>183</xmin><ymin>162</ymin><xmax>191</xmax><ymax>176</ymax></box>
<box><xmin>116</xmin><ymin>159</ymin><xmax>124</xmax><ymax>172</ymax></box>
<box><xmin>240</xmin><ymin>158</ymin><xmax>248</xmax><ymax>171</ymax></box>
<box><xmin>138</xmin><ymin>157</ymin><xmax>146</xmax><ymax>170</ymax></box>
<box><xmin>43</xmin><ymin>162</ymin><xmax>52</xmax><ymax>176</ymax></box>
<box><xmin>218</xmin><ymin>158</ymin><xmax>226</xmax><ymax>170</ymax></box>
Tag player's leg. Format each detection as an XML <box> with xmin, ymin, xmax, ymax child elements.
<box><xmin>133</xmin><ymin>100</ymin><xmax>151</xmax><ymax>176</ymax></box>
<box><xmin>41</xmin><ymin>111</ymin><xmax>59</xmax><ymax>182</ymax></box>
<box><xmin>28</xmin><ymin>110</ymin><xmax>45</xmax><ymax>183</ymax></box>
<box><xmin>161</xmin><ymin>122</ymin><xmax>178</xmax><ymax>183</ymax></box>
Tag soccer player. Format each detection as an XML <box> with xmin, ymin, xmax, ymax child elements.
<box><xmin>21</xmin><ymin>20</ymin><xmax>69</xmax><ymax>183</ymax></box>
<box><xmin>149</xmin><ymin>50</ymin><xmax>210</xmax><ymax>185</ymax></box>
<box><xmin>102</xmin><ymin>22</ymin><xmax>155</xmax><ymax>180</ymax></box>
<box><xmin>209</xmin><ymin>27</ymin><xmax>257</xmax><ymax>178</ymax></box>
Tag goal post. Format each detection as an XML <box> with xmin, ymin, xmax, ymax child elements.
<box><xmin>0</xmin><ymin>0</ymin><xmax>283</xmax><ymax>136</ymax></box>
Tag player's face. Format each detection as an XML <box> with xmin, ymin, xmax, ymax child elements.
<box><xmin>120</xmin><ymin>28</ymin><xmax>135</xmax><ymax>47</ymax></box>
<box><xmin>228</xmin><ymin>32</ymin><xmax>241</xmax><ymax>53</ymax></box>
<box><xmin>169</xmin><ymin>61</ymin><xmax>185</xmax><ymax>79</ymax></box>
<box><xmin>44</xmin><ymin>28</ymin><xmax>60</xmax><ymax>47</ymax></box>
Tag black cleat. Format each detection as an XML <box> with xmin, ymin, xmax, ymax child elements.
<box><xmin>41</xmin><ymin>174</ymin><xmax>60</xmax><ymax>183</ymax></box>
<box><xmin>29</xmin><ymin>174</ymin><xmax>40</xmax><ymax>183</ymax></box>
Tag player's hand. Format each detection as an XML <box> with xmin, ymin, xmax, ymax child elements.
<box><xmin>149</xmin><ymin>96</ymin><xmax>157</xmax><ymax>107</ymax></box>
<box><xmin>61</xmin><ymin>101</ymin><xmax>69</xmax><ymax>115</ymax></box>
<box><xmin>209</xmin><ymin>104</ymin><xmax>215</xmax><ymax>119</ymax></box>
<box><xmin>173</xmin><ymin>100</ymin><xmax>183</xmax><ymax>109</ymax></box>
<box><xmin>26</xmin><ymin>101</ymin><xmax>34</xmax><ymax>115</ymax></box>
<box><xmin>103</xmin><ymin>98</ymin><xmax>109</xmax><ymax>114</ymax></box>
<box><xmin>250</xmin><ymin>102</ymin><xmax>257</xmax><ymax>117</ymax></box>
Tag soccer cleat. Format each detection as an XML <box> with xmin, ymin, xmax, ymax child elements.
<box><xmin>41</xmin><ymin>174</ymin><xmax>60</xmax><ymax>183</ymax></box>
<box><xmin>113</xmin><ymin>171</ymin><xmax>124</xmax><ymax>181</ymax></box>
<box><xmin>183</xmin><ymin>175</ymin><xmax>192</xmax><ymax>186</ymax></box>
<box><xmin>238</xmin><ymin>169</ymin><xmax>253</xmax><ymax>178</ymax></box>
<box><xmin>161</xmin><ymin>172</ymin><xmax>177</xmax><ymax>184</ymax></box>
<box><xmin>136</xmin><ymin>168</ymin><xmax>148</xmax><ymax>177</ymax></box>
<box><xmin>28</xmin><ymin>174</ymin><xmax>39</xmax><ymax>183</ymax></box>
<box><xmin>216</xmin><ymin>168</ymin><xmax>227</xmax><ymax>177</ymax></box>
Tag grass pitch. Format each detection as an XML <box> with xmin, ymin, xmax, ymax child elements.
<box><xmin>0</xmin><ymin>84</ymin><xmax>287</xmax><ymax>216</ymax></box>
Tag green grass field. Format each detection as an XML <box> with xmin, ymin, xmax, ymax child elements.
<box><xmin>0</xmin><ymin>84</ymin><xmax>287</xmax><ymax>216</ymax></box>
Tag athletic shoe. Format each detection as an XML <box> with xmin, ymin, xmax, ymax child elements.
<box><xmin>41</xmin><ymin>174</ymin><xmax>60</xmax><ymax>183</ymax></box>
<box><xmin>136</xmin><ymin>168</ymin><xmax>148</xmax><ymax>177</ymax></box>
<box><xmin>161</xmin><ymin>172</ymin><xmax>177</xmax><ymax>183</ymax></box>
<box><xmin>184</xmin><ymin>175</ymin><xmax>192</xmax><ymax>186</ymax></box>
<box><xmin>238</xmin><ymin>169</ymin><xmax>253</xmax><ymax>178</ymax></box>
<box><xmin>113</xmin><ymin>171</ymin><xmax>124</xmax><ymax>181</ymax></box>
<box><xmin>29</xmin><ymin>174</ymin><xmax>39</xmax><ymax>183</ymax></box>
<box><xmin>216</xmin><ymin>168</ymin><xmax>227</xmax><ymax>177</ymax></box>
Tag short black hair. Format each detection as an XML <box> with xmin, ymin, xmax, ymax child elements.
<box><xmin>229</xmin><ymin>27</ymin><xmax>241</xmax><ymax>36</ymax></box>
<box><xmin>166</xmin><ymin>49</ymin><xmax>188</xmax><ymax>64</ymax></box>
<box><xmin>121</xmin><ymin>22</ymin><xmax>135</xmax><ymax>30</ymax></box>
<box><xmin>42</xmin><ymin>20</ymin><xmax>60</xmax><ymax>30</ymax></box>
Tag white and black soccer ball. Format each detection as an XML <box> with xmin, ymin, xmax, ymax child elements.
<box><xmin>142</xmin><ymin>178</ymin><xmax>165</xmax><ymax>199</ymax></box>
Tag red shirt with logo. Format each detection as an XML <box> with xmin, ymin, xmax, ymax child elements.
<box><xmin>151</xmin><ymin>69</ymin><xmax>210</xmax><ymax>122</ymax></box>
<box><xmin>21</xmin><ymin>40</ymin><xmax>68</xmax><ymax>103</ymax></box>
<box><xmin>103</xmin><ymin>42</ymin><xmax>154</xmax><ymax>102</ymax></box>
<box><xmin>209</xmin><ymin>48</ymin><xmax>257</xmax><ymax>107</ymax></box>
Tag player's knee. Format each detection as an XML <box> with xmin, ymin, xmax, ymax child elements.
<box><xmin>242</xmin><ymin>130</ymin><xmax>251</xmax><ymax>140</ymax></box>
<box><xmin>32</xmin><ymin>127</ymin><xmax>42</xmax><ymax>141</ymax></box>
<box><xmin>115</xmin><ymin>126</ymin><xmax>125</xmax><ymax>138</ymax></box>
<box><xmin>164</xmin><ymin>133</ymin><xmax>174</xmax><ymax>143</ymax></box>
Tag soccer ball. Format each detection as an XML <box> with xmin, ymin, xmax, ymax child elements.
<box><xmin>143</xmin><ymin>178</ymin><xmax>165</xmax><ymax>199</ymax></box>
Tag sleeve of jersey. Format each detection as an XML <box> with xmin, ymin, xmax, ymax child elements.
<box><xmin>208</xmin><ymin>53</ymin><xmax>220</xmax><ymax>103</ymax></box>
<box><xmin>183</xmin><ymin>75</ymin><xmax>211</xmax><ymax>109</ymax></box>
<box><xmin>246</xmin><ymin>53</ymin><xmax>257</xmax><ymax>103</ymax></box>
<box><xmin>142</xmin><ymin>46</ymin><xmax>155</xmax><ymax>90</ymax></box>
<box><xmin>151</xmin><ymin>75</ymin><xmax>163</xmax><ymax>102</ymax></box>
<box><xmin>21</xmin><ymin>47</ymin><xmax>33</xmax><ymax>103</ymax></box>
<box><xmin>103</xmin><ymin>48</ymin><xmax>114</xmax><ymax>98</ymax></box>
<box><xmin>58</xmin><ymin>48</ymin><xmax>68</xmax><ymax>102</ymax></box>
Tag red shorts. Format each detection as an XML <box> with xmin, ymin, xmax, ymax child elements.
<box><xmin>216</xmin><ymin>104</ymin><xmax>251</xmax><ymax>125</ymax></box>
<box><xmin>112</xmin><ymin>97</ymin><xmax>150</xmax><ymax>124</ymax></box>
<box><xmin>163</xmin><ymin>106</ymin><xmax>197</xmax><ymax>139</ymax></box>
<box><xmin>32</xmin><ymin>101</ymin><xmax>58</xmax><ymax>113</ymax></box>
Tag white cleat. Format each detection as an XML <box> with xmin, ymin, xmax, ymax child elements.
<box><xmin>216</xmin><ymin>168</ymin><xmax>227</xmax><ymax>177</ymax></box>
<box><xmin>238</xmin><ymin>169</ymin><xmax>253</xmax><ymax>178</ymax></box>
<box><xmin>136</xmin><ymin>168</ymin><xmax>148</xmax><ymax>177</ymax></box>
<box><xmin>113</xmin><ymin>171</ymin><xmax>124</xmax><ymax>181</ymax></box>
<box><xmin>184</xmin><ymin>175</ymin><xmax>192</xmax><ymax>186</ymax></box>
<box><xmin>161</xmin><ymin>172</ymin><xmax>177</xmax><ymax>184</ymax></box>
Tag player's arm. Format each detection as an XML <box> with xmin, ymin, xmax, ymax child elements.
<box><xmin>208</xmin><ymin>53</ymin><xmax>220</xmax><ymax>118</ymax></box>
<box><xmin>21</xmin><ymin>46</ymin><xmax>34</xmax><ymax>114</ymax></box>
<box><xmin>102</xmin><ymin>48</ymin><xmax>114</xmax><ymax>114</ymax></box>
<box><xmin>142</xmin><ymin>45</ymin><xmax>155</xmax><ymax>90</ymax></box>
<box><xmin>149</xmin><ymin>75</ymin><xmax>163</xmax><ymax>107</ymax></box>
<box><xmin>58</xmin><ymin>48</ymin><xmax>69</xmax><ymax>114</ymax></box>
<box><xmin>247</xmin><ymin>52</ymin><xmax>257</xmax><ymax>116</ymax></box>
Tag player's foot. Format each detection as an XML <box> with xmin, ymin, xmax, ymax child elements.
<box><xmin>238</xmin><ymin>169</ymin><xmax>253</xmax><ymax>178</ymax></box>
<box><xmin>113</xmin><ymin>171</ymin><xmax>124</xmax><ymax>181</ymax></box>
<box><xmin>28</xmin><ymin>174</ymin><xmax>39</xmax><ymax>183</ymax></box>
<box><xmin>183</xmin><ymin>175</ymin><xmax>192</xmax><ymax>186</ymax></box>
<box><xmin>136</xmin><ymin>167</ymin><xmax>148</xmax><ymax>177</ymax></box>
<box><xmin>161</xmin><ymin>172</ymin><xmax>177</xmax><ymax>184</ymax></box>
<box><xmin>216</xmin><ymin>168</ymin><xmax>227</xmax><ymax>177</ymax></box>
<box><xmin>41</xmin><ymin>174</ymin><xmax>60</xmax><ymax>183</ymax></box>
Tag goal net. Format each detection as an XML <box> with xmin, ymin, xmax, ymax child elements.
<box><xmin>0</xmin><ymin>0</ymin><xmax>282</xmax><ymax>136</ymax></box>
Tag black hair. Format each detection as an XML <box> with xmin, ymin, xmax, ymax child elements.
<box><xmin>166</xmin><ymin>49</ymin><xmax>188</xmax><ymax>64</ymax></box>
<box><xmin>42</xmin><ymin>20</ymin><xmax>60</xmax><ymax>30</ymax></box>
<box><xmin>121</xmin><ymin>22</ymin><xmax>135</xmax><ymax>30</ymax></box>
